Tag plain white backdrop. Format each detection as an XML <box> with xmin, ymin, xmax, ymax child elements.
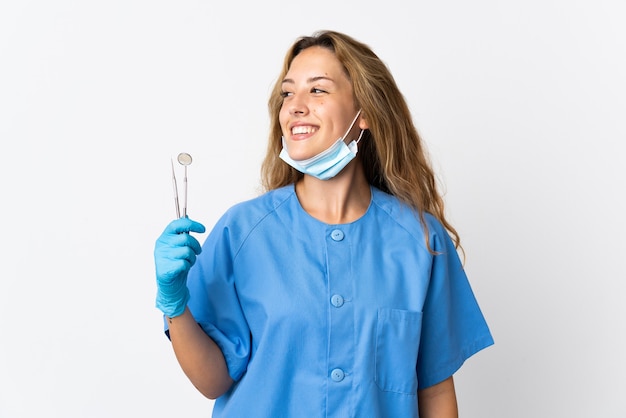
<box><xmin>1</xmin><ymin>1</ymin><xmax>625</xmax><ymax>417</ymax></box>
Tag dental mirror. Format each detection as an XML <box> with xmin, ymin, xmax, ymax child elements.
<box><xmin>177</xmin><ymin>152</ymin><xmax>192</xmax><ymax>166</ymax></box>
<box><xmin>177</xmin><ymin>153</ymin><xmax>192</xmax><ymax>218</ymax></box>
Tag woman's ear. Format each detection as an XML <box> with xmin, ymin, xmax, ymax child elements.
<box><xmin>358</xmin><ymin>113</ymin><xmax>369</xmax><ymax>130</ymax></box>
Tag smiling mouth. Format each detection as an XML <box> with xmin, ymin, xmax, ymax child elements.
<box><xmin>291</xmin><ymin>125</ymin><xmax>318</xmax><ymax>135</ymax></box>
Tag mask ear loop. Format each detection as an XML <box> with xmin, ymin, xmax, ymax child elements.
<box><xmin>345</xmin><ymin>109</ymin><xmax>364</xmax><ymax>144</ymax></box>
<box><xmin>355</xmin><ymin>129</ymin><xmax>364</xmax><ymax>144</ymax></box>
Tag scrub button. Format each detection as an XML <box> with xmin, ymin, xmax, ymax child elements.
<box><xmin>331</xmin><ymin>294</ymin><xmax>344</xmax><ymax>307</ymax></box>
<box><xmin>330</xmin><ymin>229</ymin><xmax>345</xmax><ymax>241</ymax></box>
<box><xmin>330</xmin><ymin>368</ymin><xmax>345</xmax><ymax>382</ymax></box>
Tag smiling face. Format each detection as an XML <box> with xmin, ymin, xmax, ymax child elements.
<box><xmin>279</xmin><ymin>46</ymin><xmax>365</xmax><ymax>161</ymax></box>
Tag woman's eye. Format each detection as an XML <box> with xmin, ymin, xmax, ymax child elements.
<box><xmin>311</xmin><ymin>88</ymin><xmax>327</xmax><ymax>94</ymax></box>
<box><xmin>280</xmin><ymin>91</ymin><xmax>293</xmax><ymax>98</ymax></box>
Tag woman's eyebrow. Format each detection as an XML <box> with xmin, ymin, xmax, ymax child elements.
<box><xmin>281</xmin><ymin>76</ymin><xmax>335</xmax><ymax>85</ymax></box>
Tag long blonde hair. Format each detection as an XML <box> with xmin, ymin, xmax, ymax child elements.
<box><xmin>260</xmin><ymin>30</ymin><xmax>461</xmax><ymax>250</ymax></box>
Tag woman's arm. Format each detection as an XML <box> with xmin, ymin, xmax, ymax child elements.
<box><xmin>167</xmin><ymin>308</ymin><xmax>234</xmax><ymax>399</ymax></box>
<box><xmin>418</xmin><ymin>376</ymin><xmax>458</xmax><ymax>418</ymax></box>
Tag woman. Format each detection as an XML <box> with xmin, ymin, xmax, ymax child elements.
<box><xmin>154</xmin><ymin>30</ymin><xmax>493</xmax><ymax>417</ymax></box>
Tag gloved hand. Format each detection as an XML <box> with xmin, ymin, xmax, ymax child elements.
<box><xmin>154</xmin><ymin>217</ymin><xmax>206</xmax><ymax>318</ymax></box>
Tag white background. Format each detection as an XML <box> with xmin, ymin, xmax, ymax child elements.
<box><xmin>1</xmin><ymin>1</ymin><xmax>625</xmax><ymax>417</ymax></box>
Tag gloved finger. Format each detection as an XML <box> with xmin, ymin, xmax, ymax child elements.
<box><xmin>155</xmin><ymin>258</ymin><xmax>188</xmax><ymax>283</ymax></box>
<box><xmin>155</xmin><ymin>246</ymin><xmax>198</xmax><ymax>281</ymax></box>
<box><xmin>182</xmin><ymin>233</ymin><xmax>203</xmax><ymax>255</ymax></box>
<box><xmin>155</xmin><ymin>242</ymin><xmax>199</xmax><ymax>265</ymax></box>
<box><xmin>163</xmin><ymin>217</ymin><xmax>206</xmax><ymax>235</ymax></box>
<box><xmin>156</xmin><ymin>230</ymin><xmax>203</xmax><ymax>255</ymax></box>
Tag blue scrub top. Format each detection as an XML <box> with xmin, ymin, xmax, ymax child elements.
<box><xmin>168</xmin><ymin>184</ymin><xmax>493</xmax><ymax>418</ymax></box>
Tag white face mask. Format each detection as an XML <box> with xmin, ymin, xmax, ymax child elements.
<box><xmin>279</xmin><ymin>110</ymin><xmax>364</xmax><ymax>180</ymax></box>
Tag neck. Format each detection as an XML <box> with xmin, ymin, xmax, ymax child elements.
<box><xmin>295</xmin><ymin>159</ymin><xmax>371</xmax><ymax>224</ymax></box>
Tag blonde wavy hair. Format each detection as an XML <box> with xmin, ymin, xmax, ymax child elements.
<box><xmin>260</xmin><ymin>30</ymin><xmax>461</xmax><ymax>251</ymax></box>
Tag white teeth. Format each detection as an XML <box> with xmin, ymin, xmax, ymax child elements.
<box><xmin>292</xmin><ymin>126</ymin><xmax>316</xmax><ymax>135</ymax></box>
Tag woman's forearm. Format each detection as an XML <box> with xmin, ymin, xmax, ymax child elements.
<box><xmin>167</xmin><ymin>308</ymin><xmax>234</xmax><ymax>399</ymax></box>
<box><xmin>418</xmin><ymin>376</ymin><xmax>458</xmax><ymax>418</ymax></box>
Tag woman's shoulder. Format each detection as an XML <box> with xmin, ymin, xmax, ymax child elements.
<box><xmin>370</xmin><ymin>187</ymin><xmax>448</xmax><ymax>240</ymax></box>
<box><xmin>228</xmin><ymin>185</ymin><xmax>293</xmax><ymax>215</ymax></box>
<box><xmin>215</xmin><ymin>185</ymin><xmax>295</xmax><ymax>230</ymax></box>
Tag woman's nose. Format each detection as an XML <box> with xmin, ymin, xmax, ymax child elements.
<box><xmin>289</xmin><ymin>96</ymin><xmax>308</xmax><ymax>116</ymax></box>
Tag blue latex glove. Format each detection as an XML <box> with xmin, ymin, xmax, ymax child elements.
<box><xmin>154</xmin><ymin>217</ymin><xmax>206</xmax><ymax>318</ymax></box>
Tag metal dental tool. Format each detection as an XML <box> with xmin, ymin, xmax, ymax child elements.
<box><xmin>171</xmin><ymin>152</ymin><xmax>193</xmax><ymax>218</ymax></box>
